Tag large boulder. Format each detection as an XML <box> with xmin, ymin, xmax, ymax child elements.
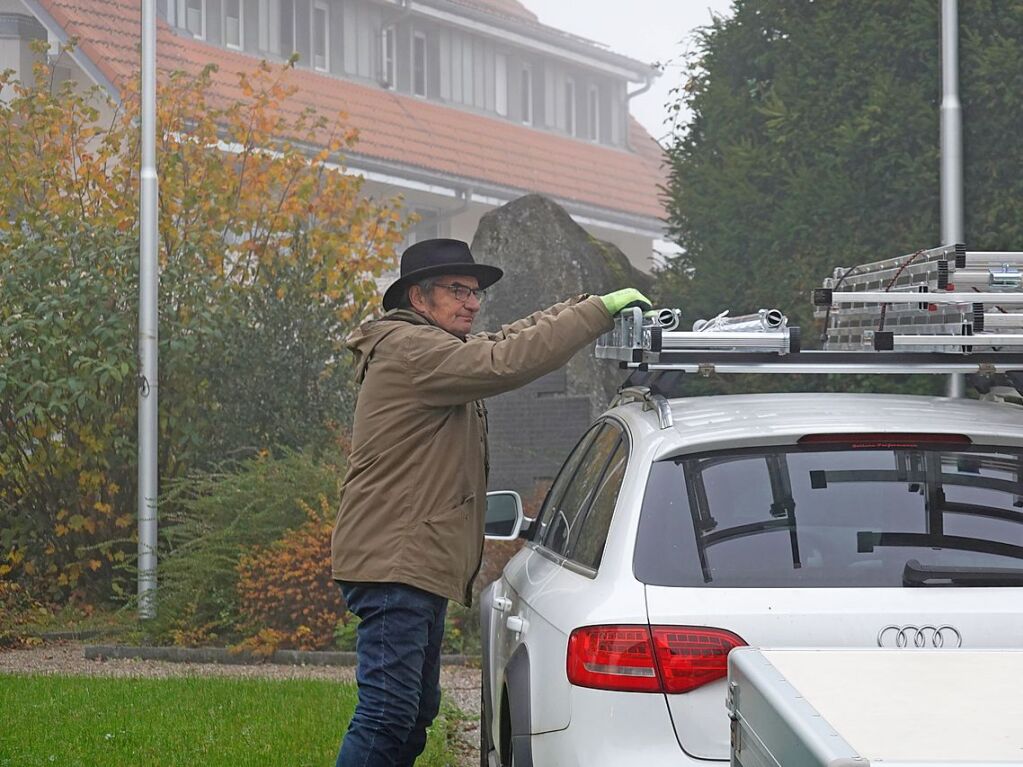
<box><xmin>471</xmin><ymin>194</ymin><xmax>652</xmax><ymax>500</ymax></box>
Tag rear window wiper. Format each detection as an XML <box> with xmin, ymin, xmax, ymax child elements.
<box><xmin>903</xmin><ymin>558</ymin><xmax>1023</xmax><ymax>587</ymax></box>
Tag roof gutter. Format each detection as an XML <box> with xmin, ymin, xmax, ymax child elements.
<box><xmin>624</xmin><ymin>68</ymin><xmax>658</xmax><ymax>151</ymax></box>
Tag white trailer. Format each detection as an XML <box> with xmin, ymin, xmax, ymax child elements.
<box><xmin>727</xmin><ymin>648</ymin><xmax>1023</xmax><ymax>767</ymax></box>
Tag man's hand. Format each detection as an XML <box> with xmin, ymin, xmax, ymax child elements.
<box><xmin>599</xmin><ymin>288</ymin><xmax>653</xmax><ymax>316</ymax></box>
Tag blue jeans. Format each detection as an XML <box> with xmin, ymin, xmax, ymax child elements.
<box><xmin>336</xmin><ymin>582</ymin><xmax>448</xmax><ymax>767</ymax></box>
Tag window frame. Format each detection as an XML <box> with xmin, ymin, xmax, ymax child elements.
<box><xmin>569</xmin><ymin>431</ymin><xmax>630</xmax><ymax>570</ymax></box>
<box><xmin>534</xmin><ymin>421</ymin><xmax>627</xmax><ymax>569</ymax></box>
<box><xmin>312</xmin><ymin>0</ymin><xmax>329</xmax><ymax>71</ymax></box>
<box><xmin>587</xmin><ymin>84</ymin><xmax>600</xmax><ymax>142</ymax></box>
<box><xmin>280</xmin><ymin>0</ymin><xmax>295</xmax><ymax>57</ymax></box>
<box><xmin>413</xmin><ymin>30</ymin><xmax>428</xmax><ymax>98</ymax></box>
<box><xmin>564</xmin><ymin>77</ymin><xmax>576</xmax><ymax>136</ymax></box>
<box><xmin>184</xmin><ymin>0</ymin><xmax>206</xmax><ymax>40</ymax></box>
<box><xmin>520</xmin><ymin>63</ymin><xmax>533</xmax><ymax>125</ymax></box>
<box><xmin>224</xmin><ymin>0</ymin><xmax>243</xmax><ymax>50</ymax></box>
<box><xmin>532</xmin><ymin>424</ymin><xmax>602</xmax><ymax>550</ymax></box>
<box><xmin>495</xmin><ymin>52</ymin><xmax>508</xmax><ymax>116</ymax></box>
<box><xmin>634</xmin><ymin>441</ymin><xmax>1023</xmax><ymax>588</ymax></box>
<box><xmin>381</xmin><ymin>26</ymin><xmax>396</xmax><ymax>89</ymax></box>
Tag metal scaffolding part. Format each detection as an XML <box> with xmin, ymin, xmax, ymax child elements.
<box><xmin>813</xmin><ymin>241</ymin><xmax>1023</xmax><ymax>352</ymax></box>
<box><xmin>596</xmin><ymin>240</ymin><xmax>1023</xmax><ymax>389</ymax></box>
<box><xmin>818</xmin><ymin>290</ymin><xmax>1023</xmax><ymax>306</ymax></box>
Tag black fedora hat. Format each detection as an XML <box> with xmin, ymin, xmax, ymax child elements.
<box><xmin>382</xmin><ymin>238</ymin><xmax>503</xmax><ymax>310</ymax></box>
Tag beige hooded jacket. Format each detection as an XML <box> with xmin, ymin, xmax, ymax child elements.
<box><xmin>331</xmin><ymin>295</ymin><xmax>613</xmax><ymax>604</ymax></box>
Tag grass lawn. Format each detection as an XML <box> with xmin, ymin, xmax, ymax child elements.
<box><xmin>0</xmin><ymin>674</ymin><xmax>466</xmax><ymax>766</ymax></box>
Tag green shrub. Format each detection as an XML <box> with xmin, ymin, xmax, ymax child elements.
<box><xmin>147</xmin><ymin>446</ymin><xmax>345</xmax><ymax>644</ymax></box>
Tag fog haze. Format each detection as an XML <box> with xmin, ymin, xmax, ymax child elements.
<box><xmin>531</xmin><ymin>0</ymin><xmax>735</xmax><ymax>143</ymax></box>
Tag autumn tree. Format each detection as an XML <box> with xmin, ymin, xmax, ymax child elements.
<box><xmin>0</xmin><ymin>47</ymin><xmax>407</xmax><ymax>601</ymax></box>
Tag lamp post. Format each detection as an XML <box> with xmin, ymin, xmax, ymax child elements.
<box><xmin>138</xmin><ymin>0</ymin><xmax>159</xmax><ymax>619</ymax></box>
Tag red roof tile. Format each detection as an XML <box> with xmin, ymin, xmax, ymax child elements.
<box><xmin>41</xmin><ymin>0</ymin><xmax>666</xmax><ymax>223</ymax></box>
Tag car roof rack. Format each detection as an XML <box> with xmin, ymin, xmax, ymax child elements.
<box><xmin>596</xmin><ymin>243</ymin><xmax>1023</xmax><ymax>379</ymax></box>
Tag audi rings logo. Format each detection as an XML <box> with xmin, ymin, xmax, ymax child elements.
<box><xmin>877</xmin><ymin>624</ymin><xmax>963</xmax><ymax>648</ymax></box>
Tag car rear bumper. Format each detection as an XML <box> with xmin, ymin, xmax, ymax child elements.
<box><xmin>526</xmin><ymin>687</ymin><xmax>724</xmax><ymax>766</ymax></box>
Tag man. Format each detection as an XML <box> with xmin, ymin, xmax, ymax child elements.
<box><xmin>331</xmin><ymin>238</ymin><xmax>649</xmax><ymax>766</ymax></box>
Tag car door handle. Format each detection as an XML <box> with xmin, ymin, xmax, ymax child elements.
<box><xmin>506</xmin><ymin>615</ymin><xmax>527</xmax><ymax>634</ymax></box>
<box><xmin>492</xmin><ymin>597</ymin><xmax>512</xmax><ymax>612</ymax></box>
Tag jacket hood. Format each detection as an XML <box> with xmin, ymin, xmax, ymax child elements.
<box><xmin>347</xmin><ymin>309</ymin><xmax>431</xmax><ymax>382</ymax></box>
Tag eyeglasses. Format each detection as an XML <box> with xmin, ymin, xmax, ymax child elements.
<box><xmin>434</xmin><ymin>283</ymin><xmax>487</xmax><ymax>303</ymax></box>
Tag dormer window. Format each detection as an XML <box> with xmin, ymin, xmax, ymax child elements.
<box><xmin>185</xmin><ymin>0</ymin><xmax>205</xmax><ymax>39</ymax></box>
<box><xmin>565</xmin><ymin>78</ymin><xmax>576</xmax><ymax>136</ymax></box>
<box><xmin>413</xmin><ymin>32</ymin><xmax>428</xmax><ymax>97</ymax></box>
<box><xmin>224</xmin><ymin>0</ymin><xmax>242</xmax><ymax>49</ymax></box>
<box><xmin>521</xmin><ymin>64</ymin><xmax>533</xmax><ymax>125</ymax></box>
<box><xmin>313</xmin><ymin>1</ymin><xmax>329</xmax><ymax>70</ymax></box>
<box><xmin>495</xmin><ymin>53</ymin><xmax>508</xmax><ymax>116</ymax></box>
<box><xmin>381</xmin><ymin>26</ymin><xmax>396</xmax><ymax>88</ymax></box>
<box><xmin>280</xmin><ymin>0</ymin><xmax>295</xmax><ymax>57</ymax></box>
<box><xmin>587</xmin><ymin>85</ymin><xmax>600</xmax><ymax>142</ymax></box>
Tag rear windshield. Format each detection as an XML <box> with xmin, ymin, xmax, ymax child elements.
<box><xmin>634</xmin><ymin>443</ymin><xmax>1023</xmax><ymax>588</ymax></box>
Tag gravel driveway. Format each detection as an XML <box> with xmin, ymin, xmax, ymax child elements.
<box><xmin>0</xmin><ymin>642</ymin><xmax>482</xmax><ymax>766</ymax></box>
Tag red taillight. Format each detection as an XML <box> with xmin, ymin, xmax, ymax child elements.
<box><xmin>566</xmin><ymin>625</ymin><xmax>745</xmax><ymax>694</ymax></box>
<box><xmin>651</xmin><ymin>626</ymin><xmax>746</xmax><ymax>693</ymax></box>
<box><xmin>567</xmin><ymin>625</ymin><xmax>660</xmax><ymax>692</ymax></box>
<box><xmin>798</xmin><ymin>432</ymin><xmax>971</xmax><ymax>449</ymax></box>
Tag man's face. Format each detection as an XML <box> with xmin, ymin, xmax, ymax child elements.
<box><xmin>410</xmin><ymin>273</ymin><xmax>482</xmax><ymax>339</ymax></box>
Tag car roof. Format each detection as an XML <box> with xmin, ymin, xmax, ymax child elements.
<box><xmin>607</xmin><ymin>393</ymin><xmax>1023</xmax><ymax>458</ymax></box>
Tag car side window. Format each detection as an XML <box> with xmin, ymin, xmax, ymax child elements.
<box><xmin>570</xmin><ymin>437</ymin><xmax>627</xmax><ymax>569</ymax></box>
<box><xmin>540</xmin><ymin>425</ymin><xmax>620</xmax><ymax>558</ymax></box>
<box><xmin>535</xmin><ymin>425</ymin><xmax>602</xmax><ymax>549</ymax></box>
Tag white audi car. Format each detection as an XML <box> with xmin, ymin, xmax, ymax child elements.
<box><xmin>480</xmin><ymin>392</ymin><xmax>1023</xmax><ymax>767</ymax></box>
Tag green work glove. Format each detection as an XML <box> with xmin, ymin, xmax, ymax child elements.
<box><xmin>599</xmin><ymin>288</ymin><xmax>653</xmax><ymax>316</ymax></box>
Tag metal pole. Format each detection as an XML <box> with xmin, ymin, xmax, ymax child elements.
<box><xmin>940</xmin><ymin>0</ymin><xmax>965</xmax><ymax>398</ymax></box>
<box><xmin>138</xmin><ymin>0</ymin><xmax>160</xmax><ymax>619</ymax></box>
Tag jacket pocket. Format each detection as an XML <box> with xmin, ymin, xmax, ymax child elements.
<box><xmin>417</xmin><ymin>494</ymin><xmax>475</xmax><ymax>583</ymax></box>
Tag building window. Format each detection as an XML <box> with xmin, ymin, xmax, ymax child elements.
<box><xmin>565</xmin><ymin>78</ymin><xmax>576</xmax><ymax>136</ymax></box>
<box><xmin>258</xmin><ymin>0</ymin><xmax>281</xmax><ymax>53</ymax></box>
<box><xmin>381</xmin><ymin>26</ymin><xmax>396</xmax><ymax>88</ymax></box>
<box><xmin>281</xmin><ymin>0</ymin><xmax>295</xmax><ymax>56</ymax></box>
<box><xmin>312</xmin><ymin>1</ymin><xmax>329</xmax><ymax>70</ymax></box>
<box><xmin>185</xmin><ymin>0</ymin><xmax>205</xmax><ymax>38</ymax></box>
<box><xmin>224</xmin><ymin>0</ymin><xmax>242</xmax><ymax>49</ymax></box>
<box><xmin>521</xmin><ymin>64</ymin><xmax>533</xmax><ymax>125</ymax></box>
<box><xmin>258</xmin><ymin>0</ymin><xmax>268</xmax><ymax>50</ymax></box>
<box><xmin>409</xmin><ymin>207</ymin><xmax>441</xmax><ymax>245</ymax></box>
<box><xmin>587</xmin><ymin>85</ymin><xmax>599</xmax><ymax>141</ymax></box>
<box><xmin>413</xmin><ymin>32</ymin><xmax>428</xmax><ymax>97</ymax></box>
<box><xmin>495</xmin><ymin>53</ymin><xmax>507</xmax><ymax>116</ymax></box>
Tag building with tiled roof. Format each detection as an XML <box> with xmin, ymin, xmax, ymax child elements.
<box><xmin>2</xmin><ymin>0</ymin><xmax>667</xmax><ymax>269</ymax></box>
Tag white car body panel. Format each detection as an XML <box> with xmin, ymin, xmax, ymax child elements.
<box><xmin>646</xmin><ymin>585</ymin><xmax>1023</xmax><ymax>759</ymax></box>
<box><xmin>528</xmin><ymin>686</ymin><xmax>689</xmax><ymax>767</ymax></box>
<box><xmin>482</xmin><ymin>392</ymin><xmax>1023</xmax><ymax>766</ymax></box>
<box><xmin>495</xmin><ymin>541</ymin><xmax>651</xmax><ymax>734</ymax></box>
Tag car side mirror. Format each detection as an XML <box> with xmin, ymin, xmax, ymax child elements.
<box><xmin>485</xmin><ymin>490</ymin><xmax>524</xmax><ymax>540</ymax></box>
